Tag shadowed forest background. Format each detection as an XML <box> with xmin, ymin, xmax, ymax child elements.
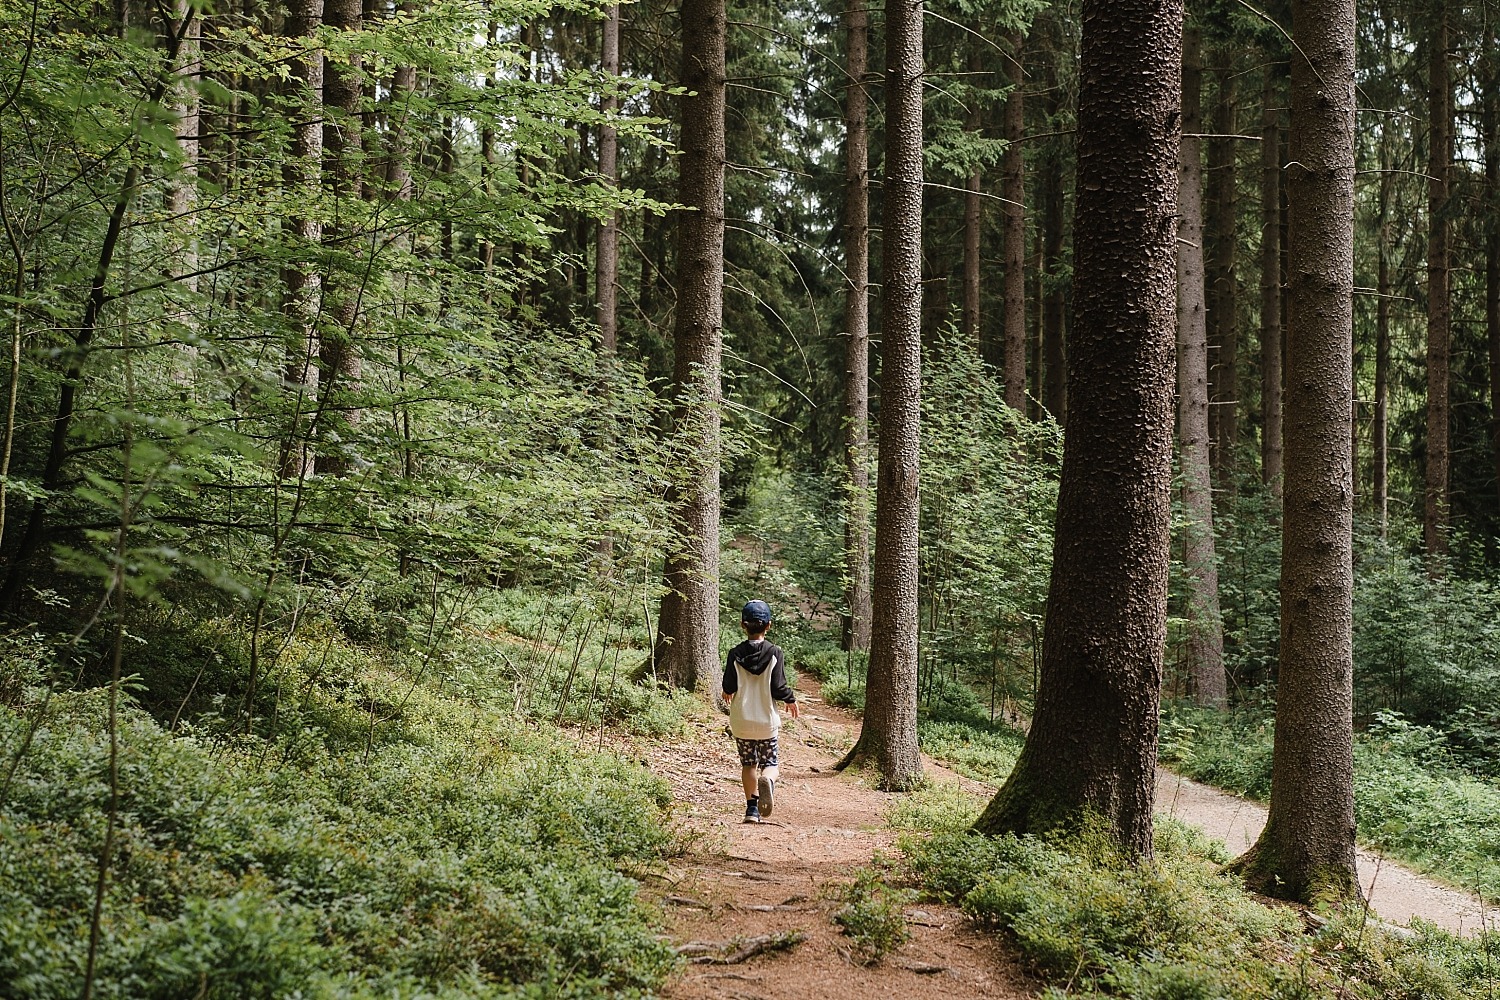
<box><xmin>3</xmin><ymin>0</ymin><xmax>1500</xmax><ymax>995</ymax></box>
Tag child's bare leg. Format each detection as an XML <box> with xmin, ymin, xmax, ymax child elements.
<box><xmin>741</xmin><ymin>765</ymin><xmax>758</xmax><ymax>799</ymax></box>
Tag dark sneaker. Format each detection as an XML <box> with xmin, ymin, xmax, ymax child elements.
<box><xmin>743</xmin><ymin>800</ymin><xmax>762</xmax><ymax>824</ymax></box>
<box><xmin>756</xmin><ymin>775</ymin><xmax>775</xmax><ymax>818</ymax></box>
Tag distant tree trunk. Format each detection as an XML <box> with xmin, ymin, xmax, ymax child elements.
<box><xmin>1041</xmin><ymin>118</ymin><xmax>1067</xmax><ymax>424</ymax></box>
<box><xmin>1176</xmin><ymin>26</ymin><xmax>1226</xmax><ymax>707</ymax></box>
<box><xmin>653</xmin><ymin>0</ymin><xmax>725</xmax><ymax>698</ymax></box>
<box><xmin>277</xmin><ymin>0</ymin><xmax>324</xmax><ymax>481</ymax></box>
<box><xmin>1208</xmin><ymin>56</ymin><xmax>1238</xmax><ymax>486</ymax></box>
<box><xmin>1485</xmin><ymin>22</ymin><xmax>1500</xmax><ymax>527</ymax></box>
<box><xmin>315</xmin><ymin>0</ymin><xmax>362</xmax><ymax>477</ymax></box>
<box><xmin>842</xmin><ymin>0</ymin><xmax>873</xmax><ymax>653</ymax></box>
<box><xmin>974</xmin><ymin>0</ymin><xmax>1181</xmax><ymax>858</ymax></box>
<box><xmin>1260</xmin><ymin>67</ymin><xmax>1283</xmax><ymax>496</ymax></box>
<box><xmin>961</xmin><ymin>50</ymin><xmax>983</xmax><ymax>349</ymax></box>
<box><xmin>1002</xmin><ymin>31</ymin><xmax>1028</xmax><ymax>411</ymax></box>
<box><xmin>598</xmin><ymin>5</ymin><xmax>620</xmax><ymax>354</ymax></box>
<box><xmin>168</xmin><ymin>0</ymin><xmax>200</xmax><ymax>380</ymax></box>
<box><xmin>838</xmin><ymin>0</ymin><xmax>924</xmax><ymax>791</ymax></box>
<box><xmin>1425</xmin><ymin>4</ymin><xmax>1451</xmax><ymax>565</ymax></box>
<box><xmin>1229</xmin><ymin>0</ymin><xmax>1359</xmax><ymax>907</ymax></box>
<box><xmin>1375</xmin><ymin>141</ymin><xmax>1392</xmax><ymax>538</ymax></box>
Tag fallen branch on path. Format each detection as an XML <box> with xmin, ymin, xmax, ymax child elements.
<box><xmin>675</xmin><ymin>931</ymin><xmax>808</xmax><ymax>964</ymax></box>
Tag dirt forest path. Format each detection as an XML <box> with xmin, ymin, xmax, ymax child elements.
<box><xmin>646</xmin><ymin>677</ymin><xmax>1037</xmax><ymax>1000</ymax></box>
<box><xmin>640</xmin><ymin>680</ymin><xmax>1491</xmax><ymax>999</ymax></box>
<box><xmin>1155</xmin><ymin>769</ymin><xmax>1491</xmax><ymax>934</ymax></box>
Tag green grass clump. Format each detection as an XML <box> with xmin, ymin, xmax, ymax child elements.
<box><xmin>908</xmin><ymin>814</ymin><xmax>1500</xmax><ymax>999</ymax></box>
<box><xmin>832</xmin><ymin>866</ymin><xmax>913</xmax><ymax>966</ymax></box>
<box><xmin>0</xmin><ymin>664</ymin><xmax>678</xmax><ymax>998</ymax></box>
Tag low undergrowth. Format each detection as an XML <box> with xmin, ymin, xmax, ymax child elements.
<box><xmin>0</xmin><ymin>605</ymin><xmax>687</xmax><ymax>999</ymax></box>
<box><xmin>1161</xmin><ymin>706</ymin><xmax>1500</xmax><ymax>899</ymax></box>
<box><xmin>901</xmin><ymin>798</ymin><xmax>1500</xmax><ymax>999</ymax></box>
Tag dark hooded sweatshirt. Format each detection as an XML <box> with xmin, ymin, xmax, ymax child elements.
<box><xmin>722</xmin><ymin>638</ymin><xmax>795</xmax><ymax>740</ymax></box>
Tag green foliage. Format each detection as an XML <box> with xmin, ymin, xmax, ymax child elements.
<box><xmin>831</xmin><ymin>866</ymin><xmax>913</xmax><ymax>966</ymax></box>
<box><xmin>0</xmin><ymin>657</ymin><xmax>679</xmax><ymax>998</ymax></box>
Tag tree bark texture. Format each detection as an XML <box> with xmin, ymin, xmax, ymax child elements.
<box><xmin>842</xmin><ymin>0</ymin><xmax>924</xmax><ymax>791</ymax></box>
<box><xmin>1176</xmin><ymin>26</ymin><xmax>1226</xmax><ymax>708</ymax></box>
<box><xmin>1375</xmin><ymin>130</ymin><xmax>1392</xmax><ymax>538</ymax></box>
<box><xmin>1260</xmin><ymin>66</ymin><xmax>1283</xmax><ymax>496</ymax></box>
<box><xmin>654</xmin><ymin>0</ymin><xmax>726</xmax><ymax>697</ymax></box>
<box><xmin>1002</xmin><ymin>32</ymin><xmax>1027</xmax><ymax>411</ymax></box>
<box><xmin>842</xmin><ymin>0</ymin><xmax>873</xmax><ymax>653</ymax></box>
<box><xmin>1230</xmin><ymin>0</ymin><xmax>1359</xmax><ymax>907</ymax></box>
<box><xmin>974</xmin><ymin>0</ymin><xmax>1181</xmax><ymax>858</ymax></box>
<box><xmin>315</xmin><ymin>0</ymin><xmax>363</xmax><ymax>477</ymax></box>
<box><xmin>1485</xmin><ymin>24</ymin><xmax>1500</xmax><ymax>527</ymax></box>
<box><xmin>597</xmin><ymin>5</ymin><xmax>621</xmax><ymax>355</ymax></box>
<box><xmin>961</xmin><ymin>49</ymin><xmax>983</xmax><ymax>349</ymax></box>
<box><xmin>1208</xmin><ymin>58</ymin><xmax>1238</xmax><ymax>485</ymax></box>
<box><xmin>277</xmin><ymin>0</ymin><xmax>324</xmax><ymax>481</ymax></box>
<box><xmin>1041</xmin><ymin>120</ymin><xmax>1067</xmax><ymax>424</ymax></box>
<box><xmin>1425</xmin><ymin>5</ymin><xmax>1451</xmax><ymax>564</ymax></box>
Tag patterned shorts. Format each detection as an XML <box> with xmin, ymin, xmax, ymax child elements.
<box><xmin>734</xmin><ymin>736</ymin><xmax>779</xmax><ymax>768</ymax></box>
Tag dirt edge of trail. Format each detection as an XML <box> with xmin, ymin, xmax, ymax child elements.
<box><xmin>642</xmin><ymin>677</ymin><xmax>1039</xmax><ymax>1000</ymax></box>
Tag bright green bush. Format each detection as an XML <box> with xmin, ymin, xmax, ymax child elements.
<box><xmin>0</xmin><ymin>674</ymin><xmax>678</xmax><ymax>999</ymax></box>
<box><xmin>832</xmin><ymin>867</ymin><xmax>912</xmax><ymax>966</ymax></box>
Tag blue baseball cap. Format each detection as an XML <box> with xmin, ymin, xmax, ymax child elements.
<box><xmin>741</xmin><ymin>600</ymin><xmax>772</xmax><ymax>626</ymax></box>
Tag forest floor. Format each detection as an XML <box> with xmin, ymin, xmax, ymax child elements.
<box><xmin>640</xmin><ymin>677</ymin><xmax>1038</xmax><ymax>1000</ymax></box>
<box><xmin>625</xmin><ymin>678</ymin><xmax>1490</xmax><ymax>1000</ymax></box>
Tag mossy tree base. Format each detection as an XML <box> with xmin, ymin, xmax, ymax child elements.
<box><xmin>1226</xmin><ymin>832</ymin><xmax>1361</xmax><ymax>909</ymax></box>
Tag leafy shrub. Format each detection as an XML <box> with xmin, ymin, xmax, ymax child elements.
<box><xmin>832</xmin><ymin>867</ymin><xmax>912</xmax><ymax>966</ymax></box>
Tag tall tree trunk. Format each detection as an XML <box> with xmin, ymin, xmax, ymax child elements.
<box><xmin>315</xmin><ymin>0</ymin><xmax>362</xmax><ymax>477</ymax></box>
<box><xmin>1208</xmin><ymin>56</ymin><xmax>1238</xmax><ymax>487</ymax></box>
<box><xmin>653</xmin><ymin>0</ymin><xmax>725</xmax><ymax>697</ymax></box>
<box><xmin>1230</xmin><ymin>0</ymin><xmax>1359</xmax><ymax>907</ymax></box>
<box><xmin>1485</xmin><ymin>21</ymin><xmax>1500</xmax><ymax>530</ymax></box>
<box><xmin>1375</xmin><ymin>137</ymin><xmax>1392</xmax><ymax>539</ymax></box>
<box><xmin>1002</xmin><ymin>31</ymin><xmax>1027</xmax><ymax>411</ymax></box>
<box><xmin>838</xmin><ymin>0</ymin><xmax>924</xmax><ymax>791</ymax></box>
<box><xmin>961</xmin><ymin>51</ymin><xmax>983</xmax><ymax>349</ymax></box>
<box><xmin>1425</xmin><ymin>4</ymin><xmax>1451</xmax><ymax>565</ymax></box>
<box><xmin>842</xmin><ymin>0</ymin><xmax>873</xmax><ymax>653</ymax></box>
<box><xmin>974</xmin><ymin>0</ymin><xmax>1181</xmax><ymax>858</ymax></box>
<box><xmin>1041</xmin><ymin>116</ymin><xmax>1067</xmax><ymax>424</ymax></box>
<box><xmin>168</xmin><ymin>0</ymin><xmax>200</xmax><ymax>380</ymax></box>
<box><xmin>1176</xmin><ymin>25</ymin><xmax>1226</xmax><ymax>707</ymax></box>
<box><xmin>598</xmin><ymin>5</ymin><xmax>620</xmax><ymax>355</ymax></box>
<box><xmin>277</xmin><ymin>0</ymin><xmax>324</xmax><ymax>481</ymax></box>
<box><xmin>1260</xmin><ymin>66</ymin><xmax>1283</xmax><ymax>496</ymax></box>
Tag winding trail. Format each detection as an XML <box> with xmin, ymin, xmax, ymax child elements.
<box><xmin>1155</xmin><ymin>769</ymin><xmax>1491</xmax><ymax>934</ymax></box>
<box><xmin>637</xmin><ymin>678</ymin><xmax>1490</xmax><ymax>999</ymax></box>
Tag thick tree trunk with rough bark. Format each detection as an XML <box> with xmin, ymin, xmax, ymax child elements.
<box><xmin>1208</xmin><ymin>58</ymin><xmax>1237</xmax><ymax>485</ymax></box>
<box><xmin>653</xmin><ymin>0</ymin><xmax>726</xmax><ymax>697</ymax></box>
<box><xmin>1176</xmin><ymin>27</ymin><xmax>1226</xmax><ymax>708</ymax></box>
<box><xmin>277</xmin><ymin>0</ymin><xmax>324</xmax><ymax>481</ymax></box>
<box><xmin>1425</xmin><ymin>6</ymin><xmax>1451</xmax><ymax>564</ymax></box>
<box><xmin>597</xmin><ymin>5</ymin><xmax>620</xmax><ymax>355</ymax></box>
<box><xmin>839</xmin><ymin>0</ymin><xmax>923</xmax><ymax>790</ymax></box>
<box><xmin>842</xmin><ymin>0</ymin><xmax>873</xmax><ymax>653</ymax></box>
<box><xmin>1229</xmin><ymin>0</ymin><xmax>1359</xmax><ymax>907</ymax></box>
<box><xmin>1260</xmin><ymin>67</ymin><xmax>1283</xmax><ymax>496</ymax></box>
<box><xmin>1002</xmin><ymin>32</ymin><xmax>1027</xmax><ymax>411</ymax></box>
<box><xmin>974</xmin><ymin>0</ymin><xmax>1181</xmax><ymax>858</ymax></box>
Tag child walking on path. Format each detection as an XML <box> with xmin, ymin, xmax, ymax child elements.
<box><xmin>722</xmin><ymin>600</ymin><xmax>799</xmax><ymax>824</ymax></box>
